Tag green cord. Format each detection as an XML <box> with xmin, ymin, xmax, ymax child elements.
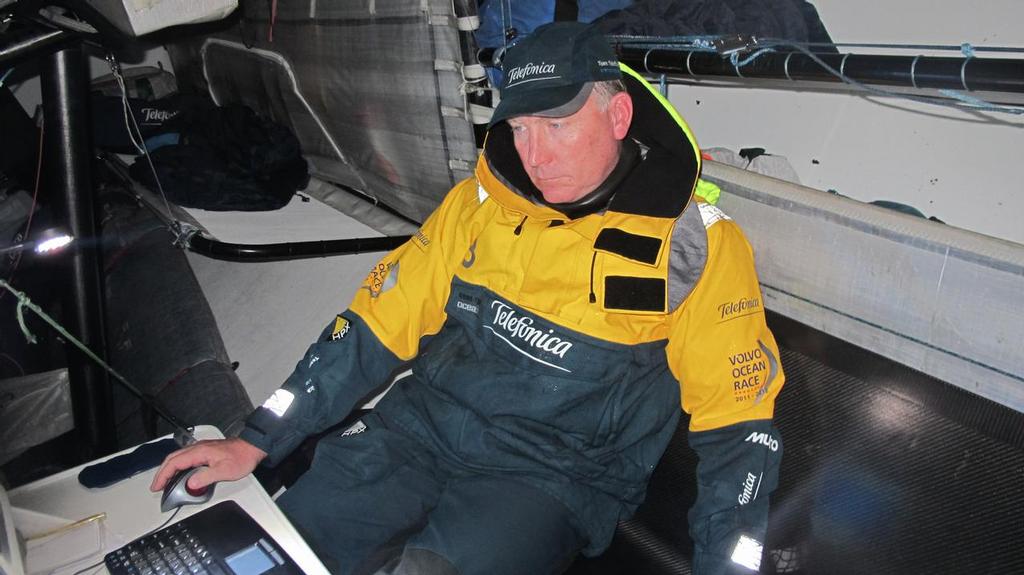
<box><xmin>15</xmin><ymin>298</ymin><xmax>38</xmax><ymax>344</ymax></box>
<box><xmin>2</xmin><ymin>278</ymin><xmax>135</xmax><ymax>395</ymax></box>
<box><xmin>1</xmin><ymin>277</ymin><xmax>197</xmax><ymax>441</ymax></box>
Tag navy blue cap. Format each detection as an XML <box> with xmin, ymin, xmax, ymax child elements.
<box><xmin>489</xmin><ymin>22</ymin><xmax>621</xmax><ymax>127</ymax></box>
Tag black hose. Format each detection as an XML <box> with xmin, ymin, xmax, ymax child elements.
<box><xmin>186</xmin><ymin>233</ymin><xmax>412</xmax><ymax>262</ymax></box>
<box><xmin>98</xmin><ymin>156</ymin><xmax>414</xmax><ymax>263</ymax></box>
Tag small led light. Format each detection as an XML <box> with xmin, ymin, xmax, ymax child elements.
<box><xmin>0</xmin><ymin>228</ymin><xmax>74</xmax><ymax>256</ymax></box>
<box><xmin>35</xmin><ymin>234</ymin><xmax>74</xmax><ymax>254</ymax></box>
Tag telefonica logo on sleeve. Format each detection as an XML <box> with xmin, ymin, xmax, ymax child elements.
<box><xmin>505</xmin><ymin>62</ymin><xmax>558</xmax><ymax>86</ymax></box>
<box><xmin>718</xmin><ymin>297</ymin><xmax>761</xmax><ymax>320</ymax></box>
<box><xmin>738</xmin><ymin>471</ymin><xmax>762</xmax><ymax>505</ymax></box>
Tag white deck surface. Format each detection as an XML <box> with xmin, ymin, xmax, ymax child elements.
<box><xmin>184</xmin><ymin>195</ymin><xmax>388</xmax><ymax>404</ymax></box>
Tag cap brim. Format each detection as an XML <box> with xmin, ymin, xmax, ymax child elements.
<box><xmin>488</xmin><ymin>83</ymin><xmax>594</xmax><ymax>129</ymax></box>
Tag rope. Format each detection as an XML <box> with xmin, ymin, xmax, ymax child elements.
<box><xmin>2</xmin><ymin>278</ymin><xmax>133</xmax><ymax>390</ymax></box>
<box><xmin>819</xmin><ymin>41</ymin><xmax>1021</xmax><ymax>54</ymax></box>
<box><xmin>105</xmin><ymin>54</ymin><xmax>189</xmax><ymax>244</ymax></box>
<box><xmin>938</xmin><ymin>89</ymin><xmax>1020</xmax><ymax>113</ymax></box>
<box><xmin>730</xmin><ymin>47</ymin><xmax>774</xmax><ymax>68</ymax></box>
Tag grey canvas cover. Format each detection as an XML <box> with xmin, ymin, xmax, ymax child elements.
<box><xmin>168</xmin><ymin>0</ymin><xmax>479</xmax><ymax>222</ymax></box>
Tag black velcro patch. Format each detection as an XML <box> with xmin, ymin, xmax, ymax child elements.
<box><xmin>604</xmin><ymin>276</ymin><xmax>666</xmax><ymax>312</ymax></box>
<box><xmin>594</xmin><ymin>228</ymin><xmax>663</xmax><ymax>265</ymax></box>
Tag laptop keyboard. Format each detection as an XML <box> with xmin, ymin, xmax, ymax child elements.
<box><xmin>105</xmin><ymin>521</ymin><xmax>225</xmax><ymax>575</ymax></box>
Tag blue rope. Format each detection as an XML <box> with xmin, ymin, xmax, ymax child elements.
<box><xmin>730</xmin><ymin>47</ymin><xmax>774</xmax><ymax>68</ymax></box>
<box><xmin>0</xmin><ymin>68</ymin><xmax>13</xmax><ymax>87</ymax></box>
<box><xmin>769</xmin><ymin>40</ymin><xmax>1024</xmax><ymax>54</ymax></box>
<box><xmin>938</xmin><ymin>89</ymin><xmax>1024</xmax><ymax>114</ymax></box>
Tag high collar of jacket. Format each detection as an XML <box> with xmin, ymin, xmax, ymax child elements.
<box><xmin>477</xmin><ymin>64</ymin><xmax>702</xmax><ymax>223</ymax></box>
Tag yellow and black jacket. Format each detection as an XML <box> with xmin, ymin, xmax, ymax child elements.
<box><xmin>242</xmin><ymin>65</ymin><xmax>784</xmax><ymax>570</ymax></box>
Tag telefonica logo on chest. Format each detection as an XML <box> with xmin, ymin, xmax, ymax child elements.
<box><xmin>489</xmin><ymin>301</ymin><xmax>573</xmax><ymax>358</ymax></box>
<box><xmin>506</xmin><ymin>62</ymin><xmax>558</xmax><ymax>85</ymax></box>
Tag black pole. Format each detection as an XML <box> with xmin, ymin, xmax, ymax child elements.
<box><xmin>187</xmin><ymin>233</ymin><xmax>412</xmax><ymax>262</ymax></box>
<box><xmin>41</xmin><ymin>45</ymin><xmax>117</xmax><ymax>459</ymax></box>
<box><xmin>0</xmin><ymin>28</ymin><xmax>74</xmax><ymax>67</ymax></box>
<box><xmin>614</xmin><ymin>46</ymin><xmax>1024</xmax><ymax>95</ymax></box>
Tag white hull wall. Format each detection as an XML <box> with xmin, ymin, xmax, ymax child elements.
<box><xmin>708</xmin><ymin>161</ymin><xmax>1024</xmax><ymax>413</ymax></box>
<box><xmin>668</xmin><ymin>0</ymin><xmax>1024</xmax><ymax>245</ymax></box>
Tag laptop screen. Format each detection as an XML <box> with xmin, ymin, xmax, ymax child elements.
<box><xmin>0</xmin><ymin>483</ymin><xmax>25</xmax><ymax>575</ymax></box>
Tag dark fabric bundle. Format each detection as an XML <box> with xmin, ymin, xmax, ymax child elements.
<box><xmin>594</xmin><ymin>0</ymin><xmax>834</xmax><ymax>47</ymax></box>
<box><xmin>130</xmin><ymin>97</ymin><xmax>309</xmax><ymax>211</ymax></box>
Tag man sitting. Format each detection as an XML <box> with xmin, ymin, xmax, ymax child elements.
<box><xmin>153</xmin><ymin>21</ymin><xmax>785</xmax><ymax>575</ymax></box>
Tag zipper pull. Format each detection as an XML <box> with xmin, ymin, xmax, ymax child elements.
<box><xmin>513</xmin><ymin>215</ymin><xmax>527</xmax><ymax>236</ymax></box>
<box><xmin>589</xmin><ymin>252</ymin><xmax>597</xmax><ymax>304</ymax></box>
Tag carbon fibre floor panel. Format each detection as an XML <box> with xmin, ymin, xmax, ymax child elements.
<box><xmin>764</xmin><ymin>313</ymin><xmax>1024</xmax><ymax>575</ymax></box>
<box><xmin>569</xmin><ymin>312</ymin><xmax>1024</xmax><ymax>574</ymax></box>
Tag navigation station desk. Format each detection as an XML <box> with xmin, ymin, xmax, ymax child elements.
<box><xmin>7</xmin><ymin>426</ymin><xmax>328</xmax><ymax>575</ymax></box>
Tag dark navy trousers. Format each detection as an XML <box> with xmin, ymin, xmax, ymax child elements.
<box><xmin>276</xmin><ymin>413</ymin><xmax>587</xmax><ymax>575</ymax></box>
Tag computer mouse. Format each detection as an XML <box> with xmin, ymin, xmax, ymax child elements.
<box><xmin>160</xmin><ymin>466</ymin><xmax>215</xmax><ymax>512</ymax></box>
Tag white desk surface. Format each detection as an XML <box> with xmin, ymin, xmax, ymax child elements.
<box><xmin>8</xmin><ymin>426</ymin><xmax>329</xmax><ymax>575</ymax></box>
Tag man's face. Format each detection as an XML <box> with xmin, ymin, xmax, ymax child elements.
<box><xmin>507</xmin><ymin>90</ymin><xmax>631</xmax><ymax>204</ymax></box>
